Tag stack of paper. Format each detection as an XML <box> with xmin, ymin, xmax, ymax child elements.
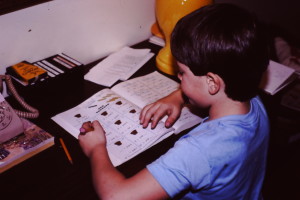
<box><xmin>84</xmin><ymin>46</ymin><xmax>154</xmax><ymax>87</ymax></box>
<box><xmin>149</xmin><ymin>36</ymin><xmax>165</xmax><ymax>47</ymax></box>
<box><xmin>260</xmin><ymin>60</ymin><xmax>297</xmax><ymax>95</ymax></box>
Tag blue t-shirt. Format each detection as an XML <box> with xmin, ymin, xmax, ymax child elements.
<box><xmin>147</xmin><ymin>96</ymin><xmax>269</xmax><ymax>200</ymax></box>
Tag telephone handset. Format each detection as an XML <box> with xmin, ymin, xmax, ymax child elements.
<box><xmin>0</xmin><ymin>75</ymin><xmax>39</xmax><ymax>143</ymax></box>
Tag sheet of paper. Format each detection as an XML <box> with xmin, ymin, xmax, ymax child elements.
<box><xmin>149</xmin><ymin>36</ymin><xmax>165</xmax><ymax>47</ymax></box>
<box><xmin>51</xmin><ymin>88</ymin><xmax>174</xmax><ymax>166</ymax></box>
<box><xmin>84</xmin><ymin>46</ymin><xmax>154</xmax><ymax>87</ymax></box>
<box><xmin>260</xmin><ymin>60</ymin><xmax>296</xmax><ymax>95</ymax></box>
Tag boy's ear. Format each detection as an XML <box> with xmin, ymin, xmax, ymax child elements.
<box><xmin>206</xmin><ymin>72</ymin><xmax>221</xmax><ymax>95</ymax></box>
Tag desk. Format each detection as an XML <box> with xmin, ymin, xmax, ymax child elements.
<box><xmin>0</xmin><ymin>41</ymin><xmax>186</xmax><ymax>200</ymax></box>
<box><xmin>1</xmin><ymin>40</ymin><xmax>300</xmax><ymax>200</ymax></box>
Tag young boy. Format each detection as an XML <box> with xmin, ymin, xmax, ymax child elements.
<box><xmin>79</xmin><ymin>3</ymin><xmax>270</xmax><ymax>200</ymax></box>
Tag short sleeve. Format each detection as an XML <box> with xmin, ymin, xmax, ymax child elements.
<box><xmin>147</xmin><ymin>136</ymin><xmax>211</xmax><ymax>197</ymax></box>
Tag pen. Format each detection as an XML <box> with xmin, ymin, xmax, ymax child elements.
<box><xmin>59</xmin><ymin>138</ymin><xmax>73</xmax><ymax>165</ymax></box>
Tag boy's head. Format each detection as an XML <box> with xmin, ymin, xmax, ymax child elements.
<box><xmin>171</xmin><ymin>3</ymin><xmax>270</xmax><ymax>102</ymax></box>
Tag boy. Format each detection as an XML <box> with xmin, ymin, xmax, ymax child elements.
<box><xmin>79</xmin><ymin>3</ymin><xmax>270</xmax><ymax>200</ymax></box>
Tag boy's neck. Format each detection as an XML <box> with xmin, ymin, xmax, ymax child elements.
<box><xmin>208</xmin><ymin>98</ymin><xmax>250</xmax><ymax>121</ymax></box>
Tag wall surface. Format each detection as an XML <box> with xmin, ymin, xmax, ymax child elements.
<box><xmin>0</xmin><ymin>0</ymin><xmax>156</xmax><ymax>75</ymax></box>
<box><xmin>1</xmin><ymin>0</ymin><xmax>299</xmax><ymax>75</ymax></box>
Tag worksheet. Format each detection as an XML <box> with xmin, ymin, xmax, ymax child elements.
<box><xmin>52</xmin><ymin>71</ymin><xmax>203</xmax><ymax>166</ymax></box>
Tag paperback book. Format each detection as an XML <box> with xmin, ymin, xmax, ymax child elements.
<box><xmin>0</xmin><ymin>119</ymin><xmax>54</xmax><ymax>173</ymax></box>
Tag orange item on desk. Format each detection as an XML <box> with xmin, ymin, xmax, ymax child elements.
<box><xmin>11</xmin><ymin>62</ymin><xmax>47</xmax><ymax>83</ymax></box>
<box><xmin>151</xmin><ymin>23</ymin><xmax>164</xmax><ymax>39</ymax></box>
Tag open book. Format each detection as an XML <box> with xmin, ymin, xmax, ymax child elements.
<box><xmin>52</xmin><ymin>71</ymin><xmax>202</xmax><ymax>166</ymax></box>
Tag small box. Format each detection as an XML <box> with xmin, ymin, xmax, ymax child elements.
<box><xmin>6</xmin><ymin>61</ymin><xmax>48</xmax><ymax>85</ymax></box>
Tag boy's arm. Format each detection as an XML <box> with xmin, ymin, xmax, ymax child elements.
<box><xmin>89</xmin><ymin>145</ymin><xmax>168</xmax><ymax>200</ymax></box>
<box><xmin>140</xmin><ymin>89</ymin><xmax>185</xmax><ymax>129</ymax></box>
<box><xmin>79</xmin><ymin>121</ymin><xmax>169</xmax><ymax>200</ymax></box>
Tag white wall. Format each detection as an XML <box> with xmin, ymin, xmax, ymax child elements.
<box><xmin>0</xmin><ymin>0</ymin><xmax>156</xmax><ymax>75</ymax></box>
<box><xmin>3</xmin><ymin>0</ymin><xmax>298</xmax><ymax>75</ymax></box>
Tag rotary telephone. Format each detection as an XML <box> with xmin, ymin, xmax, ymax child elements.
<box><xmin>0</xmin><ymin>75</ymin><xmax>39</xmax><ymax>143</ymax></box>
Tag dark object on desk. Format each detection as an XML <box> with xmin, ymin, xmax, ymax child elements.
<box><xmin>7</xmin><ymin>53</ymin><xmax>84</xmax><ymax>100</ymax></box>
<box><xmin>281</xmin><ymin>80</ymin><xmax>300</xmax><ymax>112</ymax></box>
<box><xmin>6</xmin><ymin>61</ymin><xmax>48</xmax><ymax>85</ymax></box>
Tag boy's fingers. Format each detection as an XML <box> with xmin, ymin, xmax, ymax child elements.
<box><xmin>80</xmin><ymin>121</ymin><xmax>93</xmax><ymax>135</ymax></box>
<box><xmin>91</xmin><ymin>120</ymin><xmax>100</xmax><ymax>129</ymax></box>
<box><xmin>142</xmin><ymin>104</ymin><xmax>162</xmax><ymax>128</ymax></box>
<box><xmin>140</xmin><ymin>104</ymin><xmax>156</xmax><ymax>127</ymax></box>
<box><xmin>165</xmin><ymin>115</ymin><xmax>177</xmax><ymax>128</ymax></box>
<box><xmin>150</xmin><ymin>107</ymin><xmax>168</xmax><ymax>129</ymax></box>
<box><xmin>165</xmin><ymin>109</ymin><xmax>180</xmax><ymax>127</ymax></box>
<box><xmin>82</xmin><ymin>121</ymin><xmax>92</xmax><ymax>129</ymax></box>
<box><xmin>80</xmin><ymin>120</ymin><xmax>103</xmax><ymax>136</ymax></box>
<box><xmin>140</xmin><ymin>104</ymin><xmax>151</xmax><ymax>123</ymax></box>
<box><xmin>142</xmin><ymin>110</ymin><xmax>154</xmax><ymax>128</ymax></box>
<box><xmin>139</xmin><ymin>105</ymin><xmax>147</xmax><ymax>123</ymax></box>
<box><xmin>92</xmin><ymin>120</ymin><xmax>106</xmax><ymax>134</ymax></box>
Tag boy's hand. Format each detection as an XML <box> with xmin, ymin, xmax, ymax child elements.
<box><xmin>140</xmin><ymin>89</ymin><xmax>185</xmax><ymax>129</ymax></box>
<box><xmin>78</xmin><ymin>120</ymin><xmax>106</xmax><ymax>158</ymax></box>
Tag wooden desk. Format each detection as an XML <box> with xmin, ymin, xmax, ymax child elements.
<box><xmin>0</xmin><ymin>41</ymin><xmax>185</xmax><ymax>200</ymax></box>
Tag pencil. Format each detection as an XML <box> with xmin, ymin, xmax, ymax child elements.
<box><xmin>59</xmin><ymin>138</ymin><xmax>73</xmax><ymax>164</ymax></box>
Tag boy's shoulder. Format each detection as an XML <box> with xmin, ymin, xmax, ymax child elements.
<box><xmin>189</xmin><ymin>96</ymin><xmax>267</xmax><ymax>137</ymax></box>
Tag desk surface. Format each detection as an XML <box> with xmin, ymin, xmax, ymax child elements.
<box><xmin>0</xmin><ymin>41</ymin><xmax>186</xmax><ymax>200</ymax></box>
<box><xmin>1</xmin><ymin>40</ymin><xmax>300</xmax><ymax>200</ymax></box>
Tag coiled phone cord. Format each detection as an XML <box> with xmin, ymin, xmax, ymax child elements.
<box><xmin>0</xmin><ymin>75</ymin><xmax>39</xmax><ymax>119</ymax></box>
